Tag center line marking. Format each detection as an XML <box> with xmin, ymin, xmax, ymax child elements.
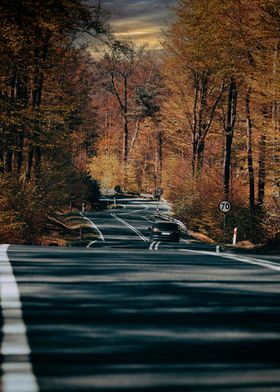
<box><xmin>0</xmin><ymin>244</ymin><xmax>39</xmax><ymax>392</ymax></box>
<box><xmin>112</xmin><ymin>214</ymin><xmax>149</xmax><ymax>242</ymax></box>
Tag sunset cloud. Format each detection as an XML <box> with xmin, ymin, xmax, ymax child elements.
<box><xmin>100</xmin><ymin>0</ymin><xmax>176</xmax><ymax>49</ymax></box>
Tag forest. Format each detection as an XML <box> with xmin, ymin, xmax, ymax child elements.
<box><xmin>0</xmin><ymin>0</ymin><xmax>279</xmax><ymax>245</ymax></box>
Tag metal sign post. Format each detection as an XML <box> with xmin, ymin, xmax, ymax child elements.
<box><xmin>155</xmin><ymin>187</ymin><xmax>163</xmax><ymax>214</ymax></box>
<box><xmin>218</xmin><ymin>200</ymin><xmax>232</xmax><ymax>245</ymax></box>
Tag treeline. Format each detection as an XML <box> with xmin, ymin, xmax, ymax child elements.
<box><xmin>90</xmin><ymin>0</ymin><xmax>280</xmax><ymax>243</ymax></box>
<box><xmin>0</xmin><ymin>0</ymin><xmax>106</xmax><ymax>244</ymax></box>
<box><xmin>162</xmin><ymin>0</ymin><xmax>280</xmax><ymax>243</ymax></box>
<box><xmin>1</xmin><ymin>0</ymin><xmax>279</xmax><ymax>244</ymax></box>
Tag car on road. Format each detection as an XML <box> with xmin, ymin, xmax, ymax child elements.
<box><xmin>148</xmin><ymin>221</ymin><xmax>180</xmax><ymax>242</ymax></box>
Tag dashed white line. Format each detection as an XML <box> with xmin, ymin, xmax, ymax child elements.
<box><xmin>0</xmin><ymin>244</ymin><xmax>39</xmax><ymax>392</ymax></box>
<box><xmin>80</xmin><ymin>213</ymin><xmax>105</xmax><ymax>242</ymax></box>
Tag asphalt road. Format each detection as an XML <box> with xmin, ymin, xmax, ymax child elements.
<box><xmin>1</xmin><ymin>197</ymin><xmax>280</xmax><ymax>392</ymax></box>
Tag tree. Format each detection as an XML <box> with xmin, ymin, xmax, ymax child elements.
<box><xmin>0</xmin><ymin>0</ymin><xmax>109</xmax><ymax>244</ymax></box>
<box><xmin>164</xmin><ymin>0</ymin><xmax>225</xmax><ymax>178</ymax></box>
<box><xmin>101</xmin><ymin>40</ymin><xmax>145</xmax><ymax>184</ymax></box>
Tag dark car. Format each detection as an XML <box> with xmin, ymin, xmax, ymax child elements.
<box><xmin>149</xmin><ymin>221</ymin><xmax>180</xmax><ymax>242</ymax></box>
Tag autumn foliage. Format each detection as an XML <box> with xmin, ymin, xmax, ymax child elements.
<box><xmin>0</xmin><ymin>0</ymin><xmax>279</xmax><ymax>245</ymax></box>
<box><xmin>90</xmin><ymin>0</ymin><xmax>279</xmax><ymax>244</ymax></box>
<box><xmin>0</xmin><ymin>0</ymin><xmax>106</xmax><ymax>244</ymax></box>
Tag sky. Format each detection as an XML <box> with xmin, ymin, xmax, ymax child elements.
<box><xmin>100</xmin><ymin>0</ymin><xmax>176</xmax><ymax>49</ymax></box>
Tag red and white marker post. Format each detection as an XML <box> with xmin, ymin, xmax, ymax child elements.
<box><xmin>232</xmin><ymin>227</ymin><xmax>238</xmax><ymax>245</ymax></box>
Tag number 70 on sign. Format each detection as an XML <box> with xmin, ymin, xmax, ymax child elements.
<box><xmin>219</xmin><ymin>200</ymin><xmax>232</xmax><ymax>213</ymax></box>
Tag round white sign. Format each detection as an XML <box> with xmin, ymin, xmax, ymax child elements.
<box><xmin>155</xmin><ymin>187</ymin><xmax>163</xmax><ymax>196</ymax></box>
<box><xmin>219</xmin><ymin>200</ymin><xmax>232</xmax><ymax>213</ymax></box>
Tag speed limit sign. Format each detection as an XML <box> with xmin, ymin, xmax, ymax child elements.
<box><xmin>155</xmin><ymin>187</ymin><xmax>163</xmax><ymax>196</ymax></box>
<box><xmin>219</xmin><ymin>200</ymin><xmax>232</xmax><ymax>213</ymax></box>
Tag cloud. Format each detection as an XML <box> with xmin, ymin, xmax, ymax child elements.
<box><xmin>100</xmin><ymin>0</ymin><xmax>176</xmax><ymax>48</ymax></box>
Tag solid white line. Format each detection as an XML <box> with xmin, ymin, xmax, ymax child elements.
<box><xmin>181</xmin><ymin>239</ymin><xmax>191</xmax><ymax>244</ymax></box>
<box><xmin>0</xmin><ymin>244</ymin><xmax>39</xmax><ymax>392</ymax></box>
<box><xmin>218</xmin><ymin>253</ymin><xmax>280</xmax><ymax>272</ymax></box>
<box><xmin>86</xmin><ymin>240</ymin><xmax>97</xmax><ymax>248</ymax></box>
<box><xmin>149</xmin><ymin>241</ymin><xmax>156</xmax><ymax>250</ymax></box>
<box><xmin>112</xmin><ymin>214</ymin><xmax>149</xmax><ymax>242</ymax></box>
<box><xmin>119</xmin><ymin>209</ymin><xmax>147</xmax><ymax>216</ymax></box>
<box><xmin>180</xmin><ymin>248</ymin><xmax>280</xmax><ymax>272</ymax></box>
<box><xmin>80</xmin><ymin>213</ymin><xmax>105</xmax><ymax>242</ymax></box>
<box><xmin>143</xmin><ymin>217</ymin><xmax>154</xmax><ymax>223</ymax></box>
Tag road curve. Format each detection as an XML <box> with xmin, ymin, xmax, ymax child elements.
<box><xmin>1</xmin><ymin>197</ymin><xmax>280</xmax><ymax>391</ymax></box>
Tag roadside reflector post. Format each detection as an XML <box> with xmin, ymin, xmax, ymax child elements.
<box><xmin>82</xmin><ymin>202</ymin><xmax>85</xmax><ymax>212</ymax></box>
<box><xmin>233</xmin><ymin>227</ymin><xmax>238</xmax><ymax>245</ymax></box>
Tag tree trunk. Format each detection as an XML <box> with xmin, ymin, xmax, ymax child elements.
<box><xmin>25</xmin><ymin>146</ymin><xmax>34</xmax><ymax>180</ymax></box>
<box><xmin>245</xmin><ymin>88</ymin><xmax>255</xmax><ymax>210</ymax></box>
<box><xmin>130</xmin><ymin>118</ymin><xmax>140</xmax><ymax>150</ymax></box>
<box><xmin>29</xmin><ymin>42</ymin><xmax>48</xmax><ymax>180</ymax></box>
<box><xmin>14</xmin><ymin>78</ymin><xmax>27</xmax><ymax>176</ymax></box>
<box><xmin>156</xmin><ymin>130</ymin><xmax>163</xmax><ymax>184</ymax></box>
<box><xmin>258</xmin><ymin>134</ymin><xmax>266</xmax><ymax>207</ymax></box>
<box><xmin>194</xmin><ymin>139</ymin><xmax>205</xmax><ymax>176</ymax></box>
<box><xmin>272</xmin><ymin>41</ymin><xmax>280</xmax><ymax>195</ymax></box>
<box><xmin>15</xmin><ymin>130</ymin><xmax>24</xmax><ymax>175</ymax></box>
<box><xmin>223</xmin><ymin>78</ymin><xmax>237</xmax><ymax>199</ymax></box>
<box><xmin>0</xmin><ymin>150</ymin><xmax>4</xmax><ymax>173</ymax></box>
<box><xmin>257</xmin><ymin>110</ymin><xmax>267</xmax><ymax>208</ymax></box>
<box><xmin>192</xmin><ymin>139</ymin><xmax>197</xmax><ymax>177</ymax></box>
<box><xmin>34</xmin><ymin>145</ymin><xmax>42</xmax><ymax>178</ymax></box>
<box><xmin>4</xmin><ymin>150</ymin><xmax>13</xmax><ymax>172</ymax></box>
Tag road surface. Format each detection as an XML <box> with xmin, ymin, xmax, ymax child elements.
<box><xmin>1</xmin><ymin>197</ymin><xmax>280</xmax><ymax>391</ymax></box>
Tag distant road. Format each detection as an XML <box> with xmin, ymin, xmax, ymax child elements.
<box><xmin>1</xmin><ymin>197</ymin><xmax>280</xmax><ymax>391</ymax></box>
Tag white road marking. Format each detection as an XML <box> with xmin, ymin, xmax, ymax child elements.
<box><xmin>80</xmin><ymin>213</ymin><xmax>105</xmax><ymax>242</ymax></box>
<box><xmin>86</xmin><ymin>240</ymin><xmax>97</xmax><ymax>248</ymax></box>
<box><xmin>0</xmin><ymin>244</ymin><xmax>39</xmax><ymax>392</ymax></box>
<box><xmin>218</xmin><ymin>253</ymin><xmax>280</xmax><ymax>272</ymax></box>
<box><xmin>155</xmin><ymin>242</ymin><xmax>161</xmax><ymax>250</ymax></box>
<box><xmin>149</xmin><ymin>241</ymin><xmax>156</xmax><ymax>250</ymax></box>
<box><xmin>112</xmin><ymin>214</ymin><xmax>149</xmax><ymax>242</ymax></box>
<box><xmin>143</xmin><ymin>217</ymin><xmax>154</xmax><ymax>223</ymax></box>
<box><xmin>149</xmin><ymin>241</ymin><xmax>161</xmax><ymax>251</ymax></box>
<box><xmin>180</xmin><ymin>248</ymin><xmax>280</xmax><ymax>272</ymax></box>
<box><xmin>119</xmin><ymin>209</ymin><xmax>148</xmax><ymax>216</ymax></box>
<box><xmin>181</xmin><ymin>239</ymin><xmax>191</xmax><ymax>244</ymax></box>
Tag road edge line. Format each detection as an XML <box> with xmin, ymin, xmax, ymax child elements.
<box><xmin>0</xmin><ymin>244</ymin><xmax>39</xmax><ymax>392</ymax></box>
<box><xmin>80</xmin><ymin>213</ymin><xmax>105</xmax><ymax>242</ymax></box>
<box><xmin>181</xmin><ymin>247</ymin><xmax>280</xmax><ymax>272</ymax></box>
